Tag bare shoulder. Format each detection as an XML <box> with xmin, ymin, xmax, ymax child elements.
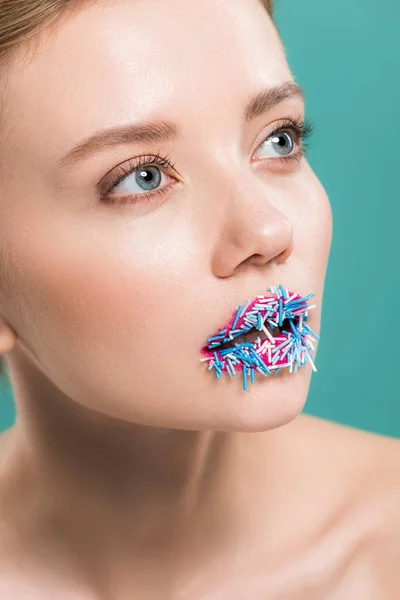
<box><xmin>298</xmin><ymin>414</ymin><xmax>400</xmax><ymax>593</ymax></box>
<box><xmin>297</xmin><ymin>413</ymin><xmax>400</xmax><ymax>508</ymax></box>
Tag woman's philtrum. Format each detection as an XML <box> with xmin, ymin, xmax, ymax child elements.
<box><xmin>200</xmin><ymin>284</ymin><xmax>319</xmax><ymax>390</ymax></box>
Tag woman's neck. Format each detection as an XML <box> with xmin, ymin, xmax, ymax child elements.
<box><xmin>1</xmin><ymin>358</ymin><xmax>309</xmax><ymax>595</ymax></box>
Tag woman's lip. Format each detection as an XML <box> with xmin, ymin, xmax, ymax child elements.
<box><xmin>216</xmin><ymin>319</ymin><xmax>284</xmax><ymax>349</ymax></box>
<box><xmin>202</xmin><ymin>285</ymin><xmax>302</xmax><ymax>353</ymax></box>
<box><xmin>200</xmin><ymin>285</ymin><xmax>319</xmax><ymax>387</ymax></box>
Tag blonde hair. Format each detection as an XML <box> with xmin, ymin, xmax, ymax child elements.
<box><xmin>0</xmin><ymin>0</ymin><xmax>274</xmax><ymax>384</ymax></box>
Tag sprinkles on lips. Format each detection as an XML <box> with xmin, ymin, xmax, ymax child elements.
<box><xmin>200</xmin><ymin>284</ymin><xmax>320</xmax><ymax>390</ymax></box>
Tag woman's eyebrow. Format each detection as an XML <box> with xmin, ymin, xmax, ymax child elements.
<box><xmin>57</xmin><ymin>80</ymin><xmax>304</xmax><ymax>171</ymax></box>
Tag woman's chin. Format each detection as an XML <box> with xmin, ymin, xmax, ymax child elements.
<box><xmin>203</xmin><ymin>364</ymin><xmax>312</xmax><ymax>433</ymax></box>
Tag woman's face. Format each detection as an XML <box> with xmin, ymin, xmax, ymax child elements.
<box><xmin>0</xmin><ymin>0</ymin><xmax>332</xmax><ymax>431</ymax></box>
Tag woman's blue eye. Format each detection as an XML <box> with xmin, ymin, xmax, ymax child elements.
<box><xmin>112</xmin><ymin>165</ymin><xmax>167</xmax><ymax>195</ymax></box>
<box><xmin>259</xmin><ymin>130</ymin><xmax>295</xmax><ymax>157</ymax></box>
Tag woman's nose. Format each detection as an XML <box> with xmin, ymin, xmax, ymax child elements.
<box><xmin>210</xmin><ymin>182</ymin><xmax>294</xmax><ymax>277</ymax></box>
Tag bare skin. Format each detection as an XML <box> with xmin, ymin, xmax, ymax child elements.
<box><xmin>0</xmin><ymin>0</ymin><xmax>399</xmax><ymax>598</ymax></box>
<box><xmin>0</xmin><ymin>414</ymin><xmax>400</xmax><ymax>599</ymax></box>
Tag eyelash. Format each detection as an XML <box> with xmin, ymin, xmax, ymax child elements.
<box><xmin>100</xmin><ymin>115</ymin><xmax>315</xmax><ymax>206</ymax></box>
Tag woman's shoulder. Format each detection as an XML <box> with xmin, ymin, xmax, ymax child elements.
<box><xmin>297</xmin><ymin>414</ymin><xmax>400</xmax><ymax>594</ymax></box>
<box><xmin>297</xmin><ymin>413</ymin><xmax>400</xmax><ymax>516</ymax></box>
<box><xmin>300</xmin><ymin>412</ymin><xmax>400</xmax><ymax>482</ymax></box>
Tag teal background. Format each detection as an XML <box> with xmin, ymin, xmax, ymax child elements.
<box><xmin>275</xmin><ymin>0</ymin><xmax>400</xmax><ymax>437</ymax></box>
<box><xmin>0</xmin><ymin>0</ymin><xmax>399</xmax><ymax>437</ymax></box>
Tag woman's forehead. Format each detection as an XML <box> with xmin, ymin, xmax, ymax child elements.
<box><xmin>4</xmin><ymin>0</ymin><xmax>284</xmax><ymax>103</ymax></box>
<box><xmin>1</xmin><ymin>0</ymin><xmax>289</xmax><ymax>169</ymax></box>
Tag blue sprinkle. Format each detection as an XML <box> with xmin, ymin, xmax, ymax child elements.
<box><xmin>279</xmin><ymin>284</ymin><xmax>286</xmax><ymax>298</ymax></box>
<box><xmin>232</xmin><ymin>306</ymin><xmax>242</xmax><ymax>329</ymax></box>
<box><xmin>207</xmin><ymin>334</ymin><xmax>225</xmax><ymax>342</ymax></box>
<box><xmin>299</xmin><ymin>293</ymin><xmax>315</xmax><ymax>302</ymax></box>
<box><xmin>272</xmin><ymin>352</ymin><xmax>281</xmax><ymax>365</ymax></box>
<box><xmin>243</xmin><ymin>366</ymin><xmax>248</xmax><ymax>390</ymax></box>
<box><xmin>214</xmin><ymin>352</ymin><xmax>225</xmax><ymax>368</ymax></box>
<box><xmin>256</xmin><ymin>366</ymin><xmax>269</xmax><ymax>377</ymax></box>
<box><xmin>244</xmin><ymin>315</ymin><xmax>258</xmax><ymax>324</ymax></box>
<box><xmin>250</xmin><ymin>368</ymin><xmax>255</xmax><ymax>384</ymax></box>
<box><xmin>235</xmin><ymin>352</ymin><xmax>253</xmax><ymax>367</ymax></box>
<box><xmin>302</xmin><ymin>323</ymin><xmax>320</xmax><ymax>340</ymax></box>
<box><xmin>240</xmin><ymin>300</ymin><xmax>251</xmax><ymax>317</ymax></box>
<box><xmin>220</xmin><ymin>347</ymin><xmax>235</xmax><ymax>355</ymax></box>
<box><xmin>249</xmin><ymin>348</ymin><xmax>268</xmax><ymax>370</ymax></box>
<box><xmin>256</xmin><ymin>367</ymin><xmax>268</xmax><ymax>377</ymax></box>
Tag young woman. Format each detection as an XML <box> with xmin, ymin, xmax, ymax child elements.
<box><xmin>0</xmin><ymin>0</ymin><xmax>399</xmax><ymax>597</ymax></box>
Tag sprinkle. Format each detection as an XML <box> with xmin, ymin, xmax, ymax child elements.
<box><xmin>256</xmin><ymin>366</ymin><xmax>269</xmax><ymax>377</ymax></box>
<box><xmin>278</xmin><ymin>298</ymin><xmax>283</xmax><ymax>326</ymax></box>
<box><xmin>202</xmin><ymin>284</ymin><xmax>318</xmax><ymax>389</ymax></box>
<box><xmin>306</xmin><ymin>338</ymin><xmax>316</xmax><ymax>351</ymax></box>
<box><xmin>226</xmin><ymin>361</ymin><xmax>236</xmax><ymax>378</ymax></box>
<box><xmin>261</xmin><ymin>324</ymin><xmax>275</xmax><ymax>344</ymax></box>
<box><xmin>271</xmin><ymin>352</ymin><xmax>281</xmax><ymax>365</ymax></box>
<box><xmin>244</xmin><ymin>314</ymin><xmax>258</xmax><ymax>324</ymax></box>
<box><xmin>207</xmin><ymin>333</ymin><xmax>225</xmax><ymax>342</ymax></box>
<box><xmin>240</xmin><ymin>300</ymin><xmax>251</xmax><ymax>317</ymax></box>
<box><xmin>243</xmin><ymin>366</ymin><xmax>248</xmax><ymax>390</ymax></box>
<box><xmin>208</xmin><ymin>341</ymin><xmax>222</xmax><ymax>348</ymax></box>
<box><xmin>304</xmin><ymin>348</ymin><xmax>317</xmax><ymax>372</ymax></box>
<box><xmin>302</xmin><ymin>323</ymin><xmax>320</xmax><ymax>340</ymax></box>
<box><xmin>232</xmin><ymin>306</ymin><xmax>242</xmax><ymax>330</ymax></box>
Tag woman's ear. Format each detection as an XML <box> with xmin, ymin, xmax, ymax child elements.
<box><xmin>0</xmin><ymin>316</ymin><xmax>17</xmax><ymax>355</ymax></box>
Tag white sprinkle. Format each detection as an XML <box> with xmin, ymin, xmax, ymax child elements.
<box><xmin>261</xmin><ymin>324</ymin><xmax>276</xmax><ymax>344</ymax></box>
<box><xmin>306</xmin><ymin>338</ymin><xmax>316</xmax><ymax>350</ymax></box>
<box><xmin>305</xmin><ymin>349</ymin><xmax>317</xmax><ymax>372</ymax></box>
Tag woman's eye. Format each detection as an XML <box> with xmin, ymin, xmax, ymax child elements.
<box><xmin>257</xmin><ymin>130</ymin><xmax>295</xmax><ymax>158</ymax></box>
<box><xmin>109</xmin><ymin>165</ymin><xmax>170</xmax><ymax>196</ymax></box>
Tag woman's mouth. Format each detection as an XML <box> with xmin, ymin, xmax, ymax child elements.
<box><xmin>216</xmin><ymin>317</ymin><xmax>290</xmax><ymax>349</ymax></box>
<box><xmin>200</xmin><ymin>284</ymin><xmax>320</xmax><ymax>390</ymax></box>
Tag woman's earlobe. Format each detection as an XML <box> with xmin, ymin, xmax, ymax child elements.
<box><xmin>0</xmin><ymin>317</ymin><xmax>17</xmax><ymax>354</ymax></box>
